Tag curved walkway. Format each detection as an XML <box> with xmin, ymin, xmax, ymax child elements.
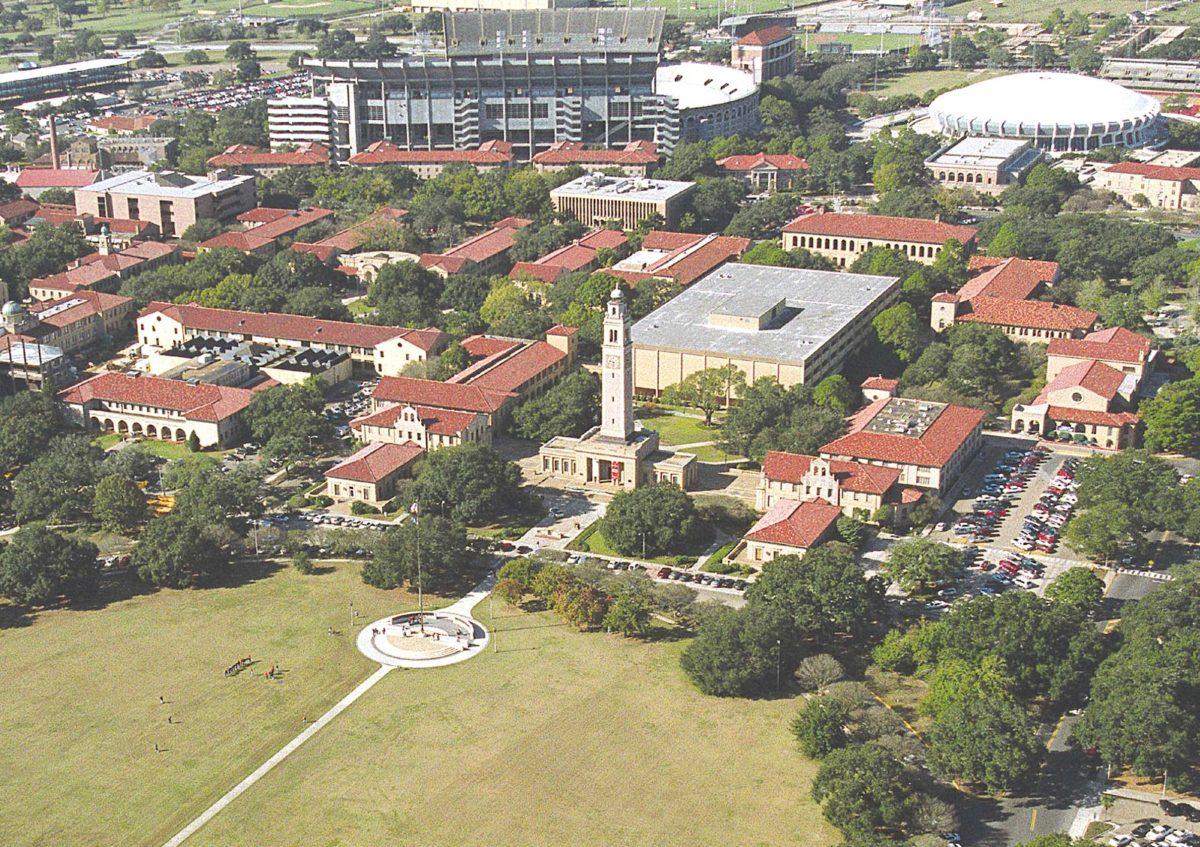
<box><xmin>159</xmin><ymin>571</ymin><xmax>496</xmax><ymax>847</ymax></box>
<box><xmin>356</xmin><ymin>574</ymin><xmax>496</xmax><ymax>668</ymax></box>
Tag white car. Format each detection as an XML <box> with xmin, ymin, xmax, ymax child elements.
<box><xmin>1107</xmin><ymin>836</ymin><xmax>1132</xmax><ymax>847</ymax></box>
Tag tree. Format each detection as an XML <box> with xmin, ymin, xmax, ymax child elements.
<box><xmin>872</xmin><ymin>302</ymin><xmax>926</xmax><ymax>363</ymax></box>
<box><xmin>406</xmin><ymin>444</ymin><xmax>523</xmax><ymax>526</ymax></box>
<box><xmin>181</xmin><ymin>219</ymin><xmax>224</xmax><ymax>243</ymax></box>
<box><xmin>812</xmin><ymin>374</ymin><xmax>857</xmax><ymax>414</ymax></box>
<box><xmin>720</xmin><ymin>378</ymin><xmax>846</xmax><ymax>460</ymax></box>
<box><xmin>0</xmin><ymin>390</ymin><xmax>63</xmax><ymax>468</ymax></box>
<box><xmin>602</xmin><ymin>482</ymin><xmax>700</xmax><ymax>557</ymax></box>
<box><xmin>11</xmin><ymin>434</ymin><xmax>102</xmax><ymax>524</ymax></box>
<box><xmin>243</xmin><ymin>381</ymin><xmax>333</xmax><ymax>462</ymax></box>
<box><xmin>1044</xmin><ymin>567</ymin><xmax>1104</xmax><ymax>616</ymax></box>
<box><xmin>1141</xmin><ymin>376</ymin><xmax>1200</xmax><ymax>456</ymax></box>
<box><xmin>92</xmin><ymin>473</ymin><xmax>149</xmax><ymax>534</ymax></box>
<box><xmin>225</xmin><ymin>40</ymin><xmax>253</xmax><ymax>61</ymax></box>
<box><xmin>661</xmin><ymin>364</ymin><xmax>745</xmax><ymax>425</ymax></box>
<box><xmin>602</xmin><ymin>587</ymin><xmax>652</xmax><ymax>636</ymax></box>
<box><xmin>292</xmin><ymin>551</ymin><xmax>315</xmax><ymax>574</ymax></box>
<box><xmin>132</xmin><ymin>511</ymin><xmax>233</xmax><ymax>588</ymax></box>
<box><xmin>511</xmin><ymin>370</ymin><xmax>598</xmax><ymax>441</ymax></box>
<box><xmin>363</xmin><ymin>514</ymin><xmax>472</xmax><ymax>593</ymax></box>
<box><xmin>792</xmin><ymin>698</ymin><xmax>851</xmax><ymax>758</ymax></box>
<box><xmin>1064</xmin><ymin>503</ymin><xmax>1142</xmax><ymax>562</ymax></box>
<box><xmin>746</xmin><ymin>544</ymin><xmax>885</xmax><ymax>641</ymax></box>
<box><xmin>793</xmin><ymin>653</ymin><xmax>844</xmax><ymax>692</ymax></box>
<box><xmin>679</xmin><ymin>604</ymin><xmax>794</xmax><ymax>696</ymax></box>
<box><xmin>926</xmin><ymin>678</ymin><xmax>1044</xmax><ymax>792</ymax></box>
<box><xmin>835</xmin><ymin>516</ymin><xmax>866</xmax><ymax>549</ymax></box>
<box><xmin>135</xmin><ymin>49</ymin><xmax>167</xmax><ymax>68</ymax></box>
<box><xmin>811</xmin><ymin>742</ymin><xmax>915</xmax><ymax>841</ymax></box>
<box><xmin>0</xmin><ymin>525</ymin><xmax>99</xmax><ymax>606</ymax></box>
<box><xmin>881</xmin><ymin>539</ymin><xmax>960</xmax><ymax>593</ymax></box>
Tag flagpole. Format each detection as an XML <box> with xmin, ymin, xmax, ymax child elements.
<box><xmin>411</xmin><ymin>500</ymin><xmax>424</xmax><ymax>631</ymax></box>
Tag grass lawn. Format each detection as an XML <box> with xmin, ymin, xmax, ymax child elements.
<box><xmin>568</xmin><ymin>522</ymin><xmax>704</xmax><ymax>566</ymax></box>
<box><xmin>1</xmin><ymin>562</ymin><xmax>836</xmax><ymax>847</ymax></box>
<box><xmin>629</xmin><ymin>0</ymin><xmax>825</xmax><ymax>20</ymax></box>
<box><xmin>23</xmin><ymin>0</ymin><xmax>373</xmax><ymax>34</ymax></box>
<box><xmin>868</xmin><ymin>68</ymin><xmax>1001</xmax><ymax>99</ymax></box>
<box><xmin>0</xmin><ymin>559</ymin><xmax>431</xmax><ymax>847</ymax></box>
<box><xmin>467</xmin><ymin>509</ymin><xmax>542</xmax><ymax>540</ymax></box>
<box><xmin>805</xmin><ymin>32</ymin><xmax>922</xmax><ymax>53</ymax></box>
<box><xmin>637</xmin><ymin>411</ymin><xmax>717</xmax><ymax>446</ymax></box>
<box><xmin>184</xmin><ymin>606</ymin><xmax>838</xmax><ymax>847</ymax></box>
<box><xmin>947</xmin><ymin>0</ymin><xmax>1147</xmax><ymax>23</ymax></box>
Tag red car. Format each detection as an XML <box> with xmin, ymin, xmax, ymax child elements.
<box><xmin>657</xmin><ymin>567</ymin><xmax>672</xmax><ymax>579</ymax></box>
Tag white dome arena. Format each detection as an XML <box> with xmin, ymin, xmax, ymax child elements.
<box><xmin>656</xmin><ymin>62</ymin><xmax>760</xmax><ymax>142</ymax></box>
<box><xmin>928</xmin><ymin>72</ymin><xmax>1163</xmax><ymax>151</ymax></box>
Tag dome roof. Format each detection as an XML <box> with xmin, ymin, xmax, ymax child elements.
<box><xmin>2</xmin><ymin>300</ymin><xmax>24</xmax><ymax>317</ymax></box>
<box><xmin>929</xmin><ymin>72</ymin><xmax>1160</xmax><ymax>130</ymax></box>
<box><xmin>656</xmin><ymin>62</ymin><xmax>758</xmax><ymax>110</ymax></box>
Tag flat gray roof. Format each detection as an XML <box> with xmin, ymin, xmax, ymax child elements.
<box><xmin>81</xmin><ymin>169</ymin><xmax>254</xmax><ymax>199</ymax></box>
<box><xmin>0</xmin><ymin>57</ymin><xmax>129</xmax><ymax>87</ymax></box>
<box><xmin>444</xmin><ymin>8</ymin><xmax>663</xmax><ymax>56</ymax></box>
<box><xmin>927</xmin><ymin>136</ymin><xmax>1040</xmax><ymax>169</ymax></box>
<box><xmin>551</xmin><ymin>173</ymin><xmax>694</xmax><ymax>202</ymax></box>
<box><xmin>632</xmin><ymin>263</ymin><xmax>899</xmax><ymax>364</ymax></box>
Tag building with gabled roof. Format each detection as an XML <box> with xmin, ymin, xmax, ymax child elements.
<box><xmin>324</xmin><ymin>441</ymin><xmax>423</xmax><ymax>504</ymax></box>
<box><xmin>1011</xmin><ymin>358</ymin><xmax>1142</xmax><ymax>449</ymax></box>
<box><xmin>757</xmin><ymin>450</ymin><xmax>912</xmax><ymax>520</ymax></box>
<box><xmin>782</xmin><ymin>212</ymin><xmax>978</xmax><ymax>267</ymax></box>
<box><xmin>291</xmin><ymin>207</ymin><xmax>408</xmax><ymax>264</ymax></box>
<box><xmin>347</xmin><ymin>140</ymin><xmax>514</xmax><ymax>178</ymax></box>
<box><xmin>716</xmin><ymin>152</ymin><xmax>808</xmax><ymax>193</ymax></box>
<box><xmin>420</xmin><ymin>216</ymin><xmax>532</xmax><ymax>277</ymax></box>
<box><xmin>28</xmin><ymin>239</ymin><xmax>179</xmax><ymax>301</ymax></box>
<box><xmin>15</xmin><ymin>167</ymin><xmax>100</xmax><ymax>198</ymax></box>
<box><xmin>731</xmin><ymin>25</ymin><xmax>796</xmax><ymax>82</ymax></box>
<box><xmin>531</xmin><ymin>141</ymin><xmax>659</xmax><ymax>177</ymax></box>
<box><xmin>1093</xmin><ymin>160</ymin><xmax>1200</xmax><ymax>211</ymax></box>
<box><xmin>739</xmin><ymin>498</ymin><xmax>841</xmax><ymax>564</ymax></box>
<box><xmin>206</xmin><ymin>143</ymin><xmax>331</xmax><ymax>177</ymax></box>
<box><xmin>819</xmin><ymin>397</ymin><xmax>985</xmax><ymax>494</ymax></box>
<box><xmin>510</xmin><ymin>228</ymin><xmax>628</xmax><ymax>285</ymax></box>
<box><xmin>198</xmin><ymin>206</ymin><xmax>335</xmax><ymax>257</ymax></box>
<box><xmin>608</xmin><ymin>230</ymin><xmax>750</xmax><ymax>288</ymax></box>
<box><xmin>1046</xmin><ymin>326</ymin><xmax>1156</xmax><ymax>387</ymax></box>
<box><xmin>58</xmin><ymin>371</ymin><xmax>256</xmax><ymax>447</ymax></box>
<box><xmin>136</xmin><ymin>302</ymin><xmax>446</xmax><ymax>377</ymax></box>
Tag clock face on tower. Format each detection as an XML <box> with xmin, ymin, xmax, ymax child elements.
<box><xmin>605</xmin><ymin>355</ymin><xmax>620</xmax><ymax>369</ymax></box>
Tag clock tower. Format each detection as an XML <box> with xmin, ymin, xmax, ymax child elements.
<box><xmin>600</xmin><ymin>287</ymin><xmax>634</xmax><ymax>442</ymax></box>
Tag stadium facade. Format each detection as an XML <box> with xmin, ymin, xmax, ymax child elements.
<box><xmin>299</xmin><ymin>9</ymin><xmax>757</xmax><ymax>161</ymax></box>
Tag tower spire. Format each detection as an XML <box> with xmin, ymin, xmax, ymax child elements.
<box><xmin>600</xmin><ymin>286</ymin><xmax>634</xmax><ymax>442</ymax></box>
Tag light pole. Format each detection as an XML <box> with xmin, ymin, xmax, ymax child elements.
<box><xmin>411</xmin><ymin>500</ymin><xmax>424</xmax><ymax>631</ymax></box>
<box><xmin>775</xmin><ymin>639</ymin><xmax>782</xmax><ymax>691</ymax></box>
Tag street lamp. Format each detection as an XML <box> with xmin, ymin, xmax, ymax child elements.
<box><xmin>775</xmin><ymin>639</ymin><xmax>782</xmax><ymax>691</ymax></box>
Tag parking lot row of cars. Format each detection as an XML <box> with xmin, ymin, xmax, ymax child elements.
<box><xmin>563</xmin><ymin>554</ymin><xmax>749</xmax><ymax>592</ymax></box>
<box><xmin>1014</xmin><ymin>456</ymin><xmax>1080</xmax><ymax>554</ymax></box>
<box><xmin>1111</xmin><ymin>817</ymin><xmax>1200</xmax><ymax>846</ymax></box>
<box><xmin>149</xmin><ymin>71</ymin><xmax>312</xmax><ymax>114</ymax></box>
<box><xmin>950</xmin><ymin>447</ymin><xmax>1051</xmax><ymax>544</ymax></box>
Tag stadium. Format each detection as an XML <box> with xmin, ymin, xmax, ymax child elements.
<box><xmin>927</xmin><ymin>72</ymin><xmax>1164</xmax><ymax>152</ymax></box>
<box><xmin>656</xmin><ymin>62</ymin><xmax>760</xmax><ymax>142</ymax></box>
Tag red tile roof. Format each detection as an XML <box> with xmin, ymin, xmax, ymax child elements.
<box><xmin>1046</xmin><ymin>406</ymin><xmax>1140</xmax><ymax>428</ymax></box>
<box><xmin>1102</xmin><ymin>161</ymin><xmax>1200</xmax><ymax>182</ymax></box>
<box><xmin>292</xmin><ymin>207</ymin><xmax>407</xmax><ymax>261</ymax></box>
<box><xmin>421</xmin><ymin>216</ymin><xmax>532</xmax><ymax>272</ymax></box>
<box><xmin>140</xmin><ymin>302</ymin><xmax>445</xmax><ymax>352</ymax></box>
<box><xmin>745</xmin><ymin>498</ymin><xmax>840</xmax><ymax>549</ymax></box>
<box><xmin>761</xmin><ymin>451</ymin><xmax>901</xmax><ymax>495</ymax></box>
<box><xmin>1038</xmin><ymin>359</ymin><xmax>1127</xmax><ymax>403</ymax></box>
<box><xmin>782</xmin><ymin>212</ymin><xmax>978</xmax><ymax>245</ymax></box>
<box><xmin>737</xmin><ymin>25</ymin><xmax>793</xmax><ymax>46</ymax></box>
<box><xmin>15</xmin><ymin>168</ymin><xmax>99</xmax><ymax>189</ymax></box>
<box><xmin>609</xmin><ymin>231</ymin><xmax>750</xmax><ymax>287</ymax></box>
<box><xmin>821</xmin><ymin>399</ymin><xmax>985</xmax><ymax>469</ymax></box>
<box><xmin>955</xmin><ymin>295</ymin><xmax>1097</xmax><ymax>333</ymax></box>
<box><xmin>207</xmin><ymin>143</ymin><xmax>330</xmax><ymax>169</ymax></box>
<box><xmin>348</xmin><ymin>140</ymin><xmax>514</xmax><ymax>167</ymax></box>
<box><xmin>531</xmin><ymin>140</ymin><xmax>659</xmax><ymax>167</ymax></box>
<box><xmin>29</xmin><ymin>290</ymin><xmax>132</xmax><ymax>328</ymax></box>
<box><xmin>861</xmin><ymin>375</ymin><xmax>899</xmax><ymax>393</ymax></box>
<box><xmin>58</xmin><ymin>372</ymin><xmax>254</xmax><ymax>422</ymax></box>
<box><xmin>238</xmin><ymin>207</ymin><xmax>292</xmax><ymax>224</ymax></box>
<box><xmin>449</xmin><ymin>339</ymin><xmax>566</xmax><ymax>395</ymax></box>
<box><xmin>956</xmin><ymin>256</ymin><xmax>1059</xmax><ymax>302</ymax></box>
<box><xmin>372</xmin><ymin>375</ymin><xmax>510</xmax><ymax>415</ymax></box>
<box><xmin>351</xmin><ymin>402</ymin><xmax>481</xmax><ymax>437</ymax></box>
<box><xmin>717</xmin><ymin>153</ymin><xmax>808</xmax><ymax>172</ymax></box>
<box><xmin>0</xmin><ymin>198</ymin><xmax>39</xmax><ymax>222</ymax></box>
<box><xmin>199</xmin><ymin>231</ymin><xmax>273</xmax><ymax>253</ymax></box>
<box><xmin>324</xmin><ymin>441</ymin><xmax>423</xmax><ymax>483</ymax></box>
<box><xmin>88</xmin><ymin>114</ymin><xmax>161</xmax><ymax>133</ymax></box>
<box><xmin>509</xmin><ymin>228</ymin><xmax>628</xmax><ymax>283</ymax></box>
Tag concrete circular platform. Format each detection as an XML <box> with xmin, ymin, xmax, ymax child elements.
<box><xmin>357</xmin><ymin>609</ymin><xmax>489</xmax><ymax>669</ymax></box>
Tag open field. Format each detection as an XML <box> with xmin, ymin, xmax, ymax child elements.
<box><xmin>19</xmin><ymin>0</ymin><xmax>372</xmax><ymax>35</ymax></box>
<box><xmin>0</xmin><ymin>559</ymin><xmax>427</xmax><ymax>847</ymax></box>
<box><xmin>867</xmin><ymin>67</ymin><xmax>1001</xmax><ymax>99</ymax></box>
<box><xmin>805</xmin><ymin>31</ymin><xmax>922</xmax><ymax>53</ymax></box>
<box><xmin>187</xmin><ymin>605</ymin><xmax>837</xmax><ymax>847</ymax></box>
<box><xmin>947</xmin><ymin>0</ymin><xmax>1173</xmax><ymax>24</ymax></box>
<box><xmin>0</xmin><ymin>560</ymin><xmax>835</xmax><ymax>847</ymax></box>
<box><xmin>636</xmin><ymin>412</ymin><xmax>744</xmax><ymax>463</ymax></box>
<box><xmin>630</xmin><ymin>0</ymin><xmax>823</xmax><ymax>21</ymax></box>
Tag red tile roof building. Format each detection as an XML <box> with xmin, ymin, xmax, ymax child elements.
<box><xmin>716</xmin><ymin>152</ymin><xmax>808</xmax><ymax>192</ymax></box>
<box><xmin>88</xmin><ymin>115</ymin><xmax>163</xmax><ymax>135</ymax></box>
<box><xmin>198</xmin><ymin>206</ymin><xmax>335</xmax><ymax>256</ymax></box>
<box><xmin>731</xmin><ymin>25</ymin><xmax>796</xmax><ymax>83</ymax></box>
<box><xmin>782</xmin><ymin>212</ymin><xmax>977</xmax><ymax>267</ymax></box>
<box><xmin>1046</xmin><ymin>326</ymin><xmax>1156</xmax><ymax>386</ymax></box>
<box><xmin>347</xmin><ymin>139</ymin><xmax>514</xmax><ymax>178</ymax></box>
<box><xmin>742</xmin><ymin>499</ymin><xmax>841</xmax><ymax>562</ymax></box>
<box><xmin>757</xmin><ymin>451</ymin><xmax>909</xmax><ymax>519</ymax></box>
<box><xmin>420</xmin><ymin>216</ymin><xmax>532</xmax><ymax>277</ymax></box>
<box><xmin>22</xmin><ymin>290</ymin><xmax>136</xmax><ymax>353</ymax></box>
<box><xmin>819</xmin><ymin>397</ymin><xmax>985</xmax><ymax>494</ymax></box>
<box><xmin>324</xmin><ymin>441</ymin><xmax>423</xmax><ymax>504</ymax></box>
<box><xmin>361</xmin><ymin>327</ymin><xmax>576</xmax><ymax>447</ymax></box>
<box><xmin>28</xmin><ymin>241</ymin><xmax>179</xmax><ymax>301</ymax></box>
<box><xmin>1094</xmin><ymin>161</ymin><xmax>1200</xmax><ymax>211</ymax></box>
<box><xmin>509</xmin><ymin>228</ymin><xmax>628</xmax><ymax>284</ymax></box>
<box><xmin>14</xmin><ymin>168</ymin><xmax>100</xmax><ymax>196</ymax></box>
<box><xmin>932</xmin><ymin>256</ymin><xmax>1095</xmax><ymax>341</ymax></box>
<box><xmin>861</xmin><ymin>375</ymin><xmax>899</xmax><ymax>401</ymax></box>
<box><xmin>136</xmin><ymin>302</ymin><xmax>446</xmax><ymax>377</ymax></box>
<box><xmin>531</xmin><ymin>141</ymin><xmax>659</xmax><ymax>177</ymax></box>
<box><xmin>608</xmin><ymin>230</ymin><xmax>751</xmax><ymax>288</ymax></box>
<box><xmin>59</xmin><ymin>372</ymin><xmax>255</xmax><ymax>447</ymax></box>
<box><xmin>291</xmin><ymin>207</ymin><xmax>408</xmax><ymax>264</ymax></box>
<box><xmin>206</xmin><ymin>143</ymin><xmax>331</xmax><ymax>176</ymax></box>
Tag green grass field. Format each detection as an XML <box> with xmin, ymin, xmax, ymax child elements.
<box><xmin>24</xmin><ymin>0</ymin><xmax>374</xmax><ymax>36</ymax></box>
<box><xmin>804</xmin><ymin>32</ymin><xmax>922</xmax><ymax>54</ymax></box>
<box><xmin>636</xmin><ymin>411</ymin><xmax>718</xmax><ymax>447</ymax></box>
<box><xmin>0</xmin><ymin>560</ymin><xmax>837</xmax><ymax>847</ymax></box>
<box><xmin>868</xmin><ymin>68</ymin><xmax>1002</xmax><ymax>99</ymax></box>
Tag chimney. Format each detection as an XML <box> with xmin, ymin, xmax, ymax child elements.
<box><xmin>48</xmin><ymin>114</ymin><xmax>60</xmax><ymax>170</ymax></box>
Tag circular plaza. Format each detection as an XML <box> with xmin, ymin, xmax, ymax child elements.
<box><xmin>357</xmin><ymin>609</ymin><xmax>489</xmax><ymax>669</ymax></box>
